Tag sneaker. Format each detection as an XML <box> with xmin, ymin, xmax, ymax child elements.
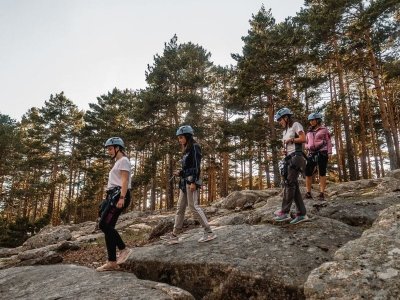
<box><xmin>96</xmin><ymin>262</ymin><xmax>120</xmax><ymax>272</ymax></box>
<box><xmin>305</xmin><ymin>192</ymin><xmax>313</xmax><ymax>199</ymax></box>
<box><xmin>160</xmin><ymin>232</ymin><xmax>175</xmax><ymax>240</ymax></box>
<box><xmin>290</xmin><ymin>215</ymin><xmax>309</xmax><ymax>225</ymax></box>
<box><xmin>198</xmin><ymin>232</ymin><xmax>217</xmax><ymax>243</ymax></box>
<box><xmin>318</xmin><ymin>192</ymin><xmax>325</xmax><ymax>201</ymax></box>
<box><xmin>273</xmin><ymin>209</ymin><xmax>286</xmax><ymax>217</ymax></box>
<box><xmin>162</xmin><ymin>233</ymin><xmax>180</xmax><ymax>245</ymax></box>
<box><xmin>117</xmin><ymin>248</ymin><xmax>132</xmax><ymax>265</ymax></box>
<box><xmin>274</xmin><ymin>214</ymin><xmax>292</xmax><ymax>222</ymax></box>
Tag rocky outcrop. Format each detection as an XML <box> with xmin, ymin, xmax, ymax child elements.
<box><xmin>0</xmin><ymin>170</ymin><xmax>400</xmax><ymax>299</ymax></box>
<box><xmin>304</xmin><ymin>203</ymin><xmax>400</xmax><ymax>299</ymax></box>
<box><xmin>123</xmin><ymin>219</ymin><xmax>361</xmax><ymax>299</ymax></box>
<box><xmin>0</xmin><ymin>264</ymin><xmax>194</xmax><ymax>299</ymax></box>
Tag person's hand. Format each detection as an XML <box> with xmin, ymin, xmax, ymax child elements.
<box><xmin>189</xmin><ymin>182</ymin><xmax>196</xmax><ymax>192</ymax></box>
<box><xmin>281</xmin><ymin>149</ymin><xmax>287</xmax><ymax>156</ymax></box>
<box><xmin>173</xmin><ymin>170</ymin><xmax>181</xmax><ymax>176</ymax></box>
<box><xmin>285</xmin><ymin>138</ymin><xmax>294</xmax><ymax>145</ymax></box>
<box><xmin>117</xmin><ymin>198</ymin><xmax>124</xmax><ymax>209</ymax></box>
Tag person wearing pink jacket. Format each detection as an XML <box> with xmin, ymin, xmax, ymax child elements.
<box><xmin>304</xmin><ymin>112</ymin><xmax>333</xmax><ymax>201</ymax></box>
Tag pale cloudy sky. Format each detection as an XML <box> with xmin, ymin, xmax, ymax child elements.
<box><xmin>0</xmin><ymin>0</ymin><xmax>304</xmax><ymax>120</ymax></box>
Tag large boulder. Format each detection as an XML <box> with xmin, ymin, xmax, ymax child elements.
<box><xmin>122</xmin><ymin>219</ymin><xmax>362</xmax><ymax>300</ymax></box>
<box><xmin>304</xmin><ymin>204</ymin><xmax>400</xmax><ymax>299</ymax></box>
<box><xmin>215</xmin><ymin>189</ymin><xmax>281</xmax><ymax>210</ymax></box>
<box><xmin>0</xmin><ymin>264</ymin><xmax>194</xmax><ymax>299</ymax></box>
<box><xmin>23</xmin><ymin>226</ymin><xmax>72</xmax><ymax>249</ymax></box>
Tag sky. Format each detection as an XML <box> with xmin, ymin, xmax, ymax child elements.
<box><xmin>0</xmin><ymin>0</ymin><xmax>304</xmax><ymax>121</ymax></box>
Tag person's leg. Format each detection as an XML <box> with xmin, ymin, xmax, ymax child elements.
<box><xmin>290</xmin><ymin>155</ymin><xmax>306</xmax><ymax>216</ymax></box>
<box><xmin>306</xmin><ymin>176</ymin><xmax>312</xmax><ymax>193</ymax></box>
<box><xmin>304</xmin><ymin>156</ymin><xmax>316</xmax><ymax>198</ymax></box>
<box><xmin>319</xmin><ymin>176</ymin><xmax>327</xmax><ymax>193</ymax></box>
<box><xmin>186</xmin><ymin>185</ymin><xmax>211</xmax><ymax>232</ymax></box>
<box><xmin>317</xmin><ymin>153</ymin><xmax>329</xmax><ymax>200</ymax></box>
<box><xmin>173</xmin><ymin>189</ymin><xmax>187</xmax><ymax>235</ymax></box>
<box><xmin>99</xmin><ymin>207</ymin><xmax>124</xmax><ymax>262</ymax></box>
<box><xmin>281</xmin><ymin>157</ymin><xmax>301</xmax><ymax>213</ymax></box>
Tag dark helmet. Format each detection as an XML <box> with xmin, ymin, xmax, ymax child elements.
<box><xmin>176</xmin><ymin>125</ymin><xmax>194</xmax><ymax>136</ymax></box>
<box><xmin>308</xmin><ymin>112</ymin><xmax>323</xmax><ymax>121</ymax></box>
<box><xmin>104</xmin><ymin>137</ymin><xmax>125</xmax><ymax>149</ymax></box>
<box><xmin>274</xmin><ymin>107</ymin><xmax>293</xmax><ymax>122</ymax></box>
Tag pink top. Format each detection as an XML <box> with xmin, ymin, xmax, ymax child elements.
<box><xmin>305</xmin><ymin>126</ymin><xmax>333</xmax><ymax>154</ymax></box>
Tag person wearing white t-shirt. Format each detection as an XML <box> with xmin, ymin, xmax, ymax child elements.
<box><xmin>97</xmin><ymin>137</ymin><xmax>132</xmax><ymax>271</ymax></box>
<box><xmin>273</xmin><ymin>108</ymin><xmax>309</xmax><ymax>225</ymax></box>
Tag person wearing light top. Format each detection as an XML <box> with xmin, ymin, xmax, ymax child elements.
<box><xmin>97</xmin><ymin>137</ymin><xmax>132</xmax><ymax>271</ymax></box>
<box><xmin>273</xmin><ymin>108</ymin><xmax>308</xmax><ymax>225</ymax></box>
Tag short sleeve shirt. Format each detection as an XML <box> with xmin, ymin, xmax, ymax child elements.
<box><xmin>107</xmin><ymin>156</ymin><xmax>132</xmax><ymax>189</ymax></box>
<box><xmin>282</xmin><ymin>122</ymin><xmax>304</xmax><ymax>155</ymax></box>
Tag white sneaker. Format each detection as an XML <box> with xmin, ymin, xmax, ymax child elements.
<box><xmin>198</xmin><ymin>232</ymin><xmax>217</xmax><ymax>243</ymax></box>
<box><xmin>162</xmin><ymin>233</ymin><xmax>180</xmax><ymax>245</ymax></box>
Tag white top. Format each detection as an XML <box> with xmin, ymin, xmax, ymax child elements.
<box><xmin>282</xmin><ymin>121</ymin><xmax>304</xmax><ymax>154</ymax></box>
<box><xmin>107</xmin><ymin>156</ymin><xmax>132</xmax><ymax>189</ymax></box>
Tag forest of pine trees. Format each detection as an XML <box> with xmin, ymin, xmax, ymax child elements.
<box><xmin>0</xmin><ymin>1</ymin><xmax>399</xmax><ymax>246</ymax></box>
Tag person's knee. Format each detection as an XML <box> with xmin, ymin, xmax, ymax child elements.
<box><xmin>176</xmin><ymin>206</ymin><xmax>185</xmax><ymax>215</ymax></box>
<box><xmin>99</xmin><ymin>221</ymin><xmax>111</xmax><ymax>233</ymax></box>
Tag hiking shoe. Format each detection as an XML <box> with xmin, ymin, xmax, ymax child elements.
<box><xmin>160</xmin><ymin>232</ymin><xmax>177</xmax><ymax>240</ymax></box>
<box><xmin>96</xmin><ymin>262</ymin><xmax>120</xmax><ymax>272</ymax></box>
<box><xmin>304</xmin><ymin>192</ymin><xmax>313</xmax><ymax>199</ymax></box>
<box><xmin>318</xmin><ymin>192</ymin><xmax>325</xmax><ymax>201</ymax></box>
<box><xmin>162</xmin><ymin>233</ymin><xmax>180</xmax><ymax>245</ymax></box>
<box><xmin>117</xmin><ymin>248</ymin><xmax>132</xmax><ymax>265</ymax></box>
<box><xmin>274</xmin><ymin>214</ymin><xmax>292</xmax><ymax>222</ymax></box>
<box><xmin>273</xmin><ymin>209</ymin><xmax>286</xmax><ymax>217</ymax></box>
<box><xmin>198</xmin><ymin>232</ymin><xmax>217</xmax><ymax>243</ymax></box>
<box><xmin>290</xmin><ymin>215</ymin><xmax>309</xmax><ymax>225</ymax></box>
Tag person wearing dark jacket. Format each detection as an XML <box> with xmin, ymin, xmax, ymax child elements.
<box><xmin>162</xmin><ymin>125</ymin><xmax>217</xmax><ymax>244</ymax></box>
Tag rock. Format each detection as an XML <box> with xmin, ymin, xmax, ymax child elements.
<box><xmin>308</xmin><ymin>193</ymin><xmax>400</xmax><ymax>228</ymax></box>
<box><xmin>122</xmin><ymin>219</ymin><xmax>361</xmax><ymax>299</ymax></box>
<box><xmin>216</xmin><ymin>189</ymin><xmax>280</xmax><ymax>210</ymax></box>
<box><xmin>0</xmin><ymin>246</ymin><xmax>23</xmax><ymax>258</ymax></box>
<box><xmin>304</xmin><ymin>204</ymin><xmax>400</xmax><ymax>299</ymax></box>
<box><xmin>23</xmin><ymin>226</ymin><xmax>72</xmax><ymax>249</ymax></box>
<box><xmin>0</xmin><ymin>264</ymin><xmax>194</xmax><ymax>299</ymax></box>
<box><xmin>385</xmin><ymin>168</ymin><xmax>400</xmax><ymax>180</ymax></box>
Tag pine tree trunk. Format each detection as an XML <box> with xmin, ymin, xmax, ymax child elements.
<box><xmin>345</xmin><ymin>73</ymin><xmax>360</xmax><ymax>179</ymax></box>
<box><xmin>335</xmin><ymin>52</ymin><xmax>357</xmax><ymax>180</ymax></box>
<box><xmin>207</xmin><ymin>158</ymin><xmax>217</xmax><ymax>203</ymax></box>
<box><xmin>384</xmin><ymin>88</ymin><xmax>400</xmax><ymax>163</ymax></box>
<box><xmin>248</xmin><ymin>146</ymin><xmax>253</xmax><ymax>190</ymax></box>
<box><xmin>267</xmin><ymin>99</ymin><xmax>279</xmax><ymax>187</ymax></box>
<box><xmin>365</xmin><ymin>98</ymin><xmax>381</xmax><ymax>178</ymax></box>
<box><xmin>167</xmin><ymin>153</ymin><xmax>174</xmax><ymax>209</ymax></box>
<box><xmin>330</xmin><ymin>71</ymin><xmax>345</xmax><ymax>181</ymax></box>
<box><xmin>257</xmin><ymin>147</ymin><xmax>263</xmax><ymax>190</ymax></box>
<box><xmin>220</xmin><ymin>151</ymin><xmax>229</xmax><ymax>197</ymax></box>
<box><xmin>358</xmin><ymin>85</ymin><xmax>369</xmax><ymax>179</ymax></box>
<box><xmin>365</xmin><ymin>31</ymin><xmax>398</xmax><ymax>169</ymax></box>
<box><xmin>150</xmin><ymin>177</ymin><xmax>156</xmax><ymax>210</ymax></box>
<box><xmin>48</xmin><ymin>140</ymin><xmax>60</xmax><ymax>221</ymax></box>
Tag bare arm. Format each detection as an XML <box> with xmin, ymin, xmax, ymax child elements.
<box><xmin>117</xmin><ymin>170</ymin><xmax>129</xmax><ymax>209</ymax></box>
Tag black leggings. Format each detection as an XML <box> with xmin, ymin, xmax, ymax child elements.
<box><xmin>99</xmin><ymin>191</ymin><xmax>130</xmax><ymax>261</ymax></box>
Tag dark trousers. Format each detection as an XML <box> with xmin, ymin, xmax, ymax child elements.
<box><xmin>99</xmin><ymin>191</ymin><xmax>130</xmax><ymax>261</ymax></box>
<box><xmin>282</xmin><ymin>155</ymin><xmax>306</xmax><ymax>216</ymax></box>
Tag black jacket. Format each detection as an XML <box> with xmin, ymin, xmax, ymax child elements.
<box><xmin>180</xmin><ymin>143</ymin><xmax>201</xmax><ymax>184</ymax></box>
